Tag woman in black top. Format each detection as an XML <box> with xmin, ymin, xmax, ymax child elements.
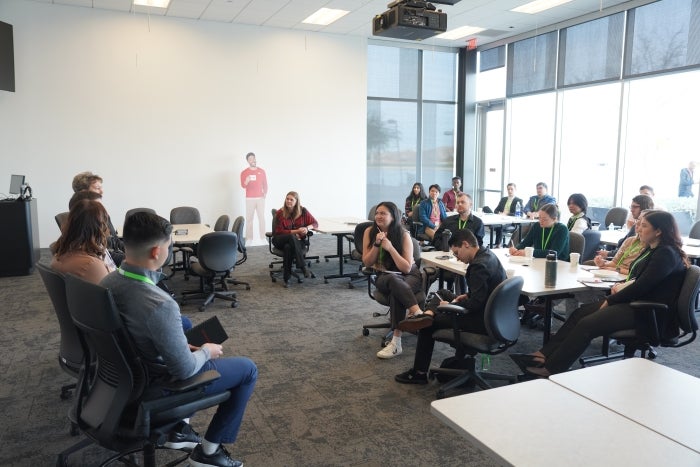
<box><xmin>520</xmin><ymin>210</ymin><xmax>688</xmax><ymax>376</ymax></box>
<box><xmin>404</xmin><ymin>182</ymin><xmax>427</xmax><ymax>218</ymax></box>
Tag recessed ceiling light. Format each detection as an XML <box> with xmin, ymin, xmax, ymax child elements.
<box><xmin>302</xmin><ymin>8</ymin><xmax>349</xmax><ymax>26</ymax></box>
<box><xmin>435</xmin><ymin>26</ymin><xmax>485</xmax><ymax>40</ymax></box>
<box><xmin>512</xmin><ymin>0</ymin><xmax>573</xmax><ymax>14</ymax></box>
<box><xmin>133</xmin><ymin>0</ymin><xmax>171</xmax><ymax>8</ymax></box>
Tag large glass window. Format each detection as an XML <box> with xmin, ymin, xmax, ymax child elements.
<box><xmin>507</xmin><ymin>31</ymin><xmax>558</xmax><ymax>96</ymax></box>
<box><xmin>367</xmin><ymin>45</ymin><xmax>458</xmax><ymax>212</ymax></box>
<box><xmin>625</xmin><ymin>0</ymin><xmax>700</xmax><ymax>76</ymax></box>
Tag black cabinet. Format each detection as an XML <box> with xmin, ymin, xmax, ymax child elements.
<box><xmin>0</xmin><ymin>199</ymin><xmax>40</xmax><ymax>276</ymax></box>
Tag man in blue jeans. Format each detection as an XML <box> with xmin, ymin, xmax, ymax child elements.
<box><xmin>101</xmin><ymin>212</ymin><xmax>257</xmax><ymax>467</ymax></box>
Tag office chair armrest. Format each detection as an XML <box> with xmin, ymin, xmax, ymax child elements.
<box><xmin>436</xmin><ymin>303</ymin><xmax>474</xmax><ymax>316</ymax></box>
<box><xmin>629</xmin><ymin>301</ymin><xmax>665</xmax><ymax>346</ymax></box>
<box><xmin>265</xmin><ymin>232</ymin><xmax>273</xmax><ymax>239</ymax></box>
<box><xmin>161</xmin><ymin>369</ymin><xmax>222</xmax><ymax>393</ymax></box>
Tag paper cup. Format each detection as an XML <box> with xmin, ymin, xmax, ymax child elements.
<box><xmin>524</xmin><ymin>247</ymin><xmax>534</xmax><ymax>258</ymax></box>
<box><xmin>506</xmin><ymin>269</ymin><xmax>516</xmax><ymax>278</ymax></box>
<box><xmin>570</xmin><ymin>252</ymin><xmax>580</xmax><ymax>265</ymax></box>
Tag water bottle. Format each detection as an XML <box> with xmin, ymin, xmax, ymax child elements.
<box><xmin>440</xmin><ymin>229</ymin><xmax>452</xmax><ymax>252</ymax></box>
<box><xmin>481</xmin><ymin>354</ymin><xmax>490</xmax><ymax>370</ymax></box>
<box><xmin>515</xmin><ymin>202</ymin><xmax>522</xmax><ymax>218</ymax></box>
<box><xmin>608</xmin><ymin>222</ymin><xmax>615</xmax><ymax>231</ymax></box>
<box><xmin>545</xmin><ymin>250</ymin><xmax>557</xmax><ymax>288</ymax></box>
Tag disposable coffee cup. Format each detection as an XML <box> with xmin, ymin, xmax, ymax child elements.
<box><xmin>570</xmin><ymin>252</ymin><xmax>580</xmax><ymax>265</ymax></box>
<box><xmin>506</xmin><ymin>269</ymin><xmax>516</xmax><ymax>278</ymax></box>
<box><xmin>524</xmin><ymin>247</ymin><xmax>534</xmax><ymax>258</ymax></box>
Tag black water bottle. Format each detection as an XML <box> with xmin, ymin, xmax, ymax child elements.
<box><xmin>545</xmin><ymin>250</ymin><xmax>557</xmax><ymax>288</ymax></box>
<box><xmin>441</xmin><ymin>229</ymin><xmax>452</xmax><ymax>252</ymax></box>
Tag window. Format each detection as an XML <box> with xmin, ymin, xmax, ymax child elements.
<box><xmin>507</xmin><ymin>31</ymin><xmax>558</xmax><ymax>96</ymax></box>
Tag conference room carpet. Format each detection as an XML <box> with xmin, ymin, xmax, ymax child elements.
<box><xmin>2</xmin><ymin>234</ymin><xmax>699</xmax><ymax>466</ymax></box>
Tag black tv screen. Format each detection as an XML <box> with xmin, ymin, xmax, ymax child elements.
<box><xmin>0</xmin><ymin>21</ymin><xmax>15</xmax><ymax>92</ymax></box>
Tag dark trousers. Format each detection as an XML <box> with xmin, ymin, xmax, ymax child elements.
<box><xmin>200</xmin><ymin>357</ymin><xmax>258</xmax><ymax>444</ymax></box>
<box><xmin>374</xmin><ymin>264</ymin><xmax>422</xmax><ymax>329</ymax></box>
<box><xmin>413</xmin><ymin>289</ymin><xmax>486</xmax><ymax>372</ymax></box>
<box><xmin>540</xmin><ymin>299</ymin><xmax>636</xmax><ymax>374</ymax></box>
<box><xmin>272</xmin><ymin>234</ymin><xmax>307</xmax><ymax>280</ymax></box>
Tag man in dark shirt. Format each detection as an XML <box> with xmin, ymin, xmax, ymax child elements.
<box><xmin>433</xmin><ymin>192</ymin><xmax>485</xmax><ymax>247</ymax></box>
<box><xmin>394</xmin><ymin>229</ymin><xmax>506</xmax><ymax>384</ymax></box>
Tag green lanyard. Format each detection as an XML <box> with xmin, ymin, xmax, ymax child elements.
<box><xmin>540</xmin><ymin>226</ymin><xmax>554</xmax><ymax>250</ymax></box>
<box><xmin>533</xmin><ymin>198</ymin><xmax>540</xmax><ymax>211</ymax></box>
<box><xmin>615</xmin><ymin>238</ymin><xmax>642</xmax><ymax>268</ymax></box>
<box><xmin>458</xmin><ymin>217</ymin><xmax>468</xmax><ymax>230</ymax></box>
<box><xmin>411</xmin><ymin>198</ymin><xmax>420</xmax><ymax>208</ymax></box>
<box><xmin>627</xmin><ymin>248</ymin><xmax>652</xmax><ymax>281</ymax></box>
<box><xmin>118</xmin><ymin>267</ymin><xmax>156</xmax><ymax>286</ymax></box>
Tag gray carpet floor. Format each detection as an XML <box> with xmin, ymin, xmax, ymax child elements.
<box><xmin>2</xmin><ymin>234</ymin><xmax>699</xmax><ymax>466</ymax></box>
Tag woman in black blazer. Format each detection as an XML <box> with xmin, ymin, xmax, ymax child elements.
<box><xmin>517</xmin><ymin>210</ymin><xmax>689</xmax><ymax>376</ymax></box>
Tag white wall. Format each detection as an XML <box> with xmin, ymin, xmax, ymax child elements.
<box><xmin>0</xmin><ymin>0</ymin><xmax>367</xmax><ymax>247</ymax></box>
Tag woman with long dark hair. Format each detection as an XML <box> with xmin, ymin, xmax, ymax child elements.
<box><xmin>362</xmin><ymin>201</ymin><xmax>422</xmax><ymax>359</ymax></box>
<box><xmin>516</xmin><ymin>210</ymin><xmax>689</xmax><ymax>377</ymax></box>
<box><xmin>51</xmin><ymin>199</ymin><xmax>116</xmax><ymax>283</ymax></box>
<box><xmin>404</xmin><ymin>182</ymin><xmax>427</xmax><ymax>218</ymax></box>
<box><xmin>272</xmin><ymin>191</ymin><xmax>318</xmax><ymax>286</ymax></box>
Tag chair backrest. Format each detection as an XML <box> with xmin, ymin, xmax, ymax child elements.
<box><xmin>36</xmin><ymin>263</ymin><xmax>83</xmax><ymax>373</ymax></box>
<box><xmin>231</xmin><ymin>216</ymin><xmax>247</xmax><ymax>265</ymax></box>
<box><xmin>676</xmin><ymin>265</ymin><xmax>700</xmax><ymax>335</ymax></box>
<box><xmin>587</xmin><ymin>207</ymin><xmax>609</xmax><ymax>228</ymax></box>
<box><xmin>604</xmin><ymin>207</ymin><xmax>628</xmax><ymax>229</ymax></box>
<box><xmin>581</xmin><ymin>229</ymin><xmax>602</xmax><ymax>262</ymax></box>
<box><xmin>482</xmin><ymin>206</ymin><xmax>493</xmax><ymax>214</ymax></box>
<box><xmin>367</xmin><ymin>205</ymin><xmax>377</xmax><ymax>220</ymax></box>
<box><xmin>483</xmin><ymin>276</ymin><xmax>524</xmax><ymax>344</ymax></box>
<box><xmin>124</xmin><ymin>208</ymin><xmax>156</xmax><ymax>222</ymax></box>
<box><xmin>568</xmin><ymin>231</ymin><xmax>585</xmax><ymax>259</ymax></box>
<box><xmin>352</xmin><ymin>221</ymin><xmax>375</xmax><ymax>258</ymax></box>
<box><xmin>64</xmin><ymin>274</ymin><xmax>145</xmax><ymax>447</ymax></box>
<box><xmin>689</xmin><ymin>220</ymin><xmax>700</xmax><ymax>240</ymax></box>
<box><xmin>213</xmin><ymin>214</ymin><xmax>230</xmax><ymax>232</ymax></box>
<box><xmin>196</xmin><ymin>232</ymin><xmax>239</xmax><ymax>274</ymax></box>
<box><xmin>671</xmin><ymin>211</ymin><xmax>694</xmax><ymax>237</ymax></box>
<box><xmin>169</xmin><ymin>206</ymin><xmax>201</xmax><ymax>224</ymax></box>
<box><xmin>55</xmin><ymin>211</ymin><xmax>69</xmax><ymax>229</ymax></box>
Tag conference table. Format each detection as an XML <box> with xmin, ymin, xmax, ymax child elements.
<box><xmin>420</xmin><ymin>249</ymin><xmax>621</xmax><ymax>344</ymax></box>
<box><xmin>478</xmin><ymin>213</ymin><xmax>537</xmax><ymax>247</ymax></box>
<box><xmin>171</xmin><ymin>223</ymin><xmax>213</xmax><ymax>243</ymax></box>
<box><xmin>431</xmin><ymin>359</ymin><xmax>700</xmax><ymax>466</ymax></box>
<box><xmin>314</xmin><ymin>217</ymin><xmax>367</xmax><ymax>284</ymax></box>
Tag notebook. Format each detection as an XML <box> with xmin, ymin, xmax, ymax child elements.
<box><xmin>185</xmin><ymin>315</ymin><xmax>229</xmax><ymax>346</ymax></box>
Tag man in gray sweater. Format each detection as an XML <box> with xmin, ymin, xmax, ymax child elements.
<box><xmin>101</xmin><ymin>212</ymin><xmax>257</xmax><ymax>467</ymax></box>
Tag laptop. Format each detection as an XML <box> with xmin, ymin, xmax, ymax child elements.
<box><xmin>185</xmin><ymin>315</ymin><xmax>228</xmax><ymax>347</ymax></box>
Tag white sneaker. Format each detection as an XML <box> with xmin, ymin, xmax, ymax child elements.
<box><xmin>377</xmin><ymin>340</ymin><xmax>402</xmax><ymax>359</ymax></box>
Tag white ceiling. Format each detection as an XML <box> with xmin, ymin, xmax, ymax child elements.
<box><xmin>30</xmin><ymin>0</ymin><xmax>639</xmax><ymax>48</ymax></box>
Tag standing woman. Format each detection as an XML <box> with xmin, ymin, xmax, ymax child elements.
<box><xmin>509</xmin><ymin>203</ymin><xmax>570</xmax><ymax>261</ymax></box>
<box><xmin>272</xmin><ymin>191</ymin><xmax>318</xmax><ymax>286</ymax></box>
<box><xmin>519</xmin><ymin>210</ymin><xmax>689</xmax><ymax>377</ymax></box>
<box><xmin>363</xmin><ymin>201</ymin><xmax>423</xmax><ymax>359</ymax></box>
<box><xmin>51</xmin><ymin>199</ymin><xmax>116</xmax><ymax>283</ymax></box>
<box><xmin>566</xmin><ymin>193</ymin><xmax>592</xmax><ymax>234</ymax></box>
<box><xmin>404</xmin><ymin>182</ymin><xmax>427</xmax><ymax>219</ymax></box>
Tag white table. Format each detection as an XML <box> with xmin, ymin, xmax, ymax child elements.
<box><xmin>314</xmin><ymin>217</ymin><xmax>367</xmax><ymax>283</ymax></box>
<box><xmin>479</xmin><ymin>214</ymin><xmax>536</xmax><ymax>247</ymax></box>
<box><xmin>550</xmin><ymin>358</ymin><xmax>700</xmax><ymax>454</ymax></box>
<box><xmin>431</xmin><ymin>378</ymin><xmax>700</xmax><ymax>466</ymax></box>
<box><xmin>172</xmin><ymin>223</ymin><xmax>213</xmax><ymax>243</ymax></box>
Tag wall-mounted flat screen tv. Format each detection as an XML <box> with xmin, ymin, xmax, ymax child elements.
<box><xmin>0</xmin><ymin>21</ymin><xmax>15</xmax><ymax>92</ymax></box>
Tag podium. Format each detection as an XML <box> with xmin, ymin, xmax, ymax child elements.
<box><xmin>0</xmin><ymin>199</ymin><xmax>40</xmax><ymax>276</ymax></box>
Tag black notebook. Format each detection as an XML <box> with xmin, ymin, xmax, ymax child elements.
<box><xmin>185</xmin><ymin>316</ymin><xmax>228</xmax><ymax>346</ymax></box>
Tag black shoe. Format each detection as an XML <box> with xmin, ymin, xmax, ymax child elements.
<box><xmin>189</xmin><ymin>444</ymin><xmax>243</xmax><ymax>467</ymax></box>
<box><xmin>398</xmin><ymin>313</ymin><xmax>433</xmax><ymax>332</ymax></box>
<box><xmin>163</xmin><ymin>421</ymin><xmax>201</xmax><ymax>450</ymax></box>
<box><xmin>395</xmin><ymin>368</ymin><xmax>428</xmax><ymax>385</ymax></box>
<box><xmin>509</xmin><ymin>354</ymin><xmax>544</xmax><ymax>373</ymax></box>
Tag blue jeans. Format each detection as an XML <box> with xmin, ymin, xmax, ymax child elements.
<box><xmin>199</xmin><ymin>357</ymin><xmax>258</xmax><ymax>444</ymax></box>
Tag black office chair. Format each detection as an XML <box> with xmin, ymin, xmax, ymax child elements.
<box><xmin>265</xmin><ymin>209</ymin><xmax>317</xmax><ymax>287</ymax></box>
<box><xmin>169</xmin><ymin>207</ymin><xmax>202</xmax><ymax>279</ymax></box>
<box><xmin>568</xmin><ymin>231</ymin><xmax>585</xmax><ymax>261</ymax></box>
<box><xmin>603</xmin><ymin>207</ymin><xmax>628</xmax><ymax>230</ymax></box>
<box><xmin>58</xmin><ymin>274</ymin><xmax>230</xmax><ymax>467</ymax></box>
<box><xmin>586</xmin><ymin>207</ymin><xmax>609</xmax><ymax>229</ymax></box>
<box><xmin>581</xmin><ymin>229</ymin><xmax>602</xmax><ymax>262</ymax></box>
<box><xmin>689</xmin><ymin>220</ymin><xmax>700</xmax><ymax>240</ymax></box>
<box><xmin>428</xmin><ymin>276</ymin><xmax>524</xmax><ymax>399</ymax></box>
<box><xmin>346</xmin><ymin>221</ymin><xmax>374</xmax><ymax>289</ymax></box>
<box><xmin>410</xmin><ymin>208</ymin><xmax>434</xmax><ymax>251</ymax></box>
<box><xmin>55</xmin><ymin>211</ymin><xmax>69</xmax><ymax>230</ymax></box>
<box><xmin>226</xmin><ymin>215</ymin><xmax>251</xmax><ymax>291</ymax></box>
<box><xmin>580</xmin><ymin>265</ymin><xmax>700</xmax><ymax>367</ymax></box>
<box><xmin>36</xmin><ymin>263</ymin><xmax>83</xmax><ymax>436</ymax></box>
<box><xmin>181</xmin><ymin>231</ymin><xmax>239</xmax><ymax>311</ymax></box>
<box><xmin>213</xmin><ymin>214</ymin><xmax>230</xmax><ymax>232</ymax></box>
<box><xmin>362</xmin><ymin>237</ymin><xmax>437</xmax><ymax>345</ymax></box>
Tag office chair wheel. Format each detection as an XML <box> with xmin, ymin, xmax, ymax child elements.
<box><xmin>348</xmin><ymin>282</ymin><xmax>354</xmax><ymax>289</ymax></box>
<box><xmin>245</xmin><ymin>285</ymin><xmax>251</xmax><ymax>290</ymax></box>
<box><xmin>230</xmin><ymin>301</ymin><xmax>238</xmax><ymax>308</ymax></box>
<box><xmin>198</xmin><ymin>305</ymin><xmax>207</xmax><ymax>312</ymax></box>
<box><xmin>271</xmin><ymin>277</ymin><xmax>277</xmax><ymax>283</ymax></box>
<box><xmin>362</xmin><ymin>328</ymin><xmax>369</xmax><ymax>336</ymax></box>
<box><xmin>648</xmin><ymin>348</ymin><xmax>658</xmax><ymax>359</ymax></box>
